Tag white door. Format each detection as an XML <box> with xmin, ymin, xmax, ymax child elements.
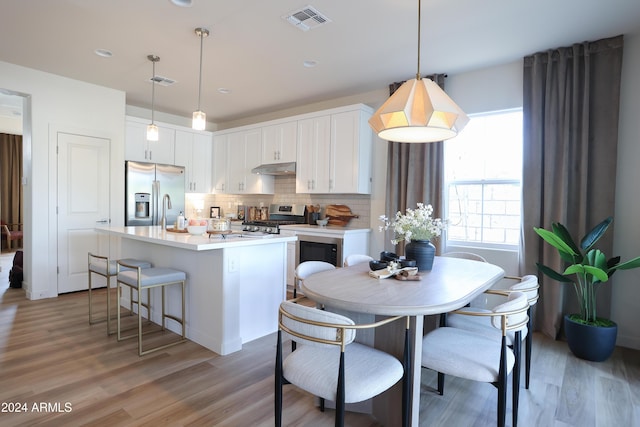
<box><xmin>57</xmin><ymin>132</ymin><xmax>110</xmax><ymax>293</ymax></box>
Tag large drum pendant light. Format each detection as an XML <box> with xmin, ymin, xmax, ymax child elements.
<box><xmin>369</xmin><ymin>0</ymin><xmax>468</xmax><ymax>143</ymax></box>
<box><xmin>192</xmin><ymin>27</ymin><xmax>209</xmax><ymax>131</ymax></box>
<box><xmin>146</xmin><ymin>54</ymin><xmax>160</xmax><ymax>141</ymax></box>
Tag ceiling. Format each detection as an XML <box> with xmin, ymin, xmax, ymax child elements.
<box><xmin>1</xmin><ymin>0</ymin><xmax>640</xmax><ymax>124</ymax></box>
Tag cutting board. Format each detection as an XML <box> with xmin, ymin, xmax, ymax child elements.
<box><xmin>325</xmin><ymin>204</ymin><xmax>359</xmax><ymax>226</ymax></box>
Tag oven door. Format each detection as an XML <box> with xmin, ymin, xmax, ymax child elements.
<box><xmin>296</xmin><ymin>234</ymin><xmax>343</xmax><ymax>267</ymax></box>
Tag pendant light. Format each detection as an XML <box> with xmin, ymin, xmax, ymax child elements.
<box><xmin>192</xmin><ymin>27</ymin><xmax>209</xmax><ymax>131</ymax></box>
<box><xmin>368</xmin><ymin>0</ymin><xmax>469</xmax><ymax>143</ymax></box>
<box><xmin>146</xmin><ymin>54</ymin><xmax>160</xmax><ymax>141</ymax></box>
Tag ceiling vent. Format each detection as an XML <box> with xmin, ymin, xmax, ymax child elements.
<box><xmin>149</xmin><ymin>76</ymin><xmax>176</xmax><ymax>86</ymax></box>
<box><xmin>283</xmin><ymin>5</ymin><xmax>331</xmax><ymax>31</ymax></box>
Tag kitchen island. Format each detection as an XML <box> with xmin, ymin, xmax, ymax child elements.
<box><xmin>96</xmin><ymin>226</ymin><xmax>297</xmax><ymax>355</ymax></box>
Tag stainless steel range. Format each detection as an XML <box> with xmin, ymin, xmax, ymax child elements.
<box><xmin>242</xmin><ymin>204</ymin><xmax>306</xmax><ymax>234</ymax></box>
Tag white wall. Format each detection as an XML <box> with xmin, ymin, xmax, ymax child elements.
<box><xmin>0</xmin><ymin>60</ymin><xmax>126</xmax><ymax>300</ymax></box>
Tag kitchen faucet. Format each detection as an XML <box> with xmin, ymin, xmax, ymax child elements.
<box><xmin>161</xmin><ymin>193</ymin><xmax>172</xmax><ymax>229</ymax></box>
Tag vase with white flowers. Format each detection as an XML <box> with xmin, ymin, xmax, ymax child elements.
<box><xmin>379</xmin><ymin>203</ymin><xmax>446</xmax><ymax>271</ymax></box>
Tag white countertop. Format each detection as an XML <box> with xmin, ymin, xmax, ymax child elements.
<box><xmin>96</xmin><ymin>226</ymin><xmax>297</xmax><ymax>251</ymax></box>
<box><xmin>279</xmin><ymin>224</ymin><xmax>370</xmax><ymax>236</ymax></box>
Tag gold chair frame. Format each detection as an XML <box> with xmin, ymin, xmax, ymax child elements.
<box><xmin>116</xmin><ymin>261</ymin><xmax>186</xmax><ymax>356</ymax></box>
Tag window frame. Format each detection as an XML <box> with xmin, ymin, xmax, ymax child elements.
<box><xmin>442</xmin><ymin>108</ymin><xmax>523</xmax><ymax>252</ymax></box>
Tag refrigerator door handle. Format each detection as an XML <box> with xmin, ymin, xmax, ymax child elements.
<box><xmin>152</xmin><ymin>180</ymin><xmax>159</xmax><ymax>225</ymax></box>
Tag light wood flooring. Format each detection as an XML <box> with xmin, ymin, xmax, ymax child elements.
<box><xmin>0</xmin><ymin>252</ymin><xmax>638</xmax><ymax>426</ymax></box>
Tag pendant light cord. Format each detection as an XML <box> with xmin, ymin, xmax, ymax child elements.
<box><xmin>416</xmin><ymin>0</ymin><xmax>422</xmax><ymax>80</ymax></box>
<box><xmin>148</xmin><ymin>55</ymin><xmax>159</xmax><ymax>124</ymax></box>
<box><xmin>151</xmin><ymin>59</ymin><xmax>156</xmax><ymax>124</ymax></box>
<box><xmin>197</xmin><ymin>31</ymin><xmax>203</xmax><ymax>111</ymax></box>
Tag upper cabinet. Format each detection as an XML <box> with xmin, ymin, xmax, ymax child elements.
<box><xmin>297</xmin><ymin>105</ymin><xmax>373</xmax><ymax>194</ymax></box>
<box><xmin>174</xmin><ymin>130</ymin><xmax>212</xmax><ymax>193</ymax></box>
<box><xmin>296</xmin><ymin>115</ymin><xmax>331</xmax><ymax>193</ymax></box>
<box><xmin>212</xmin><ymin>134</ymin><xmax>229</xmax><ymax>193</ymax></box>
<box><xmin>125</xmin><ymin>118</ymin><xmax>176</xmax><ymax>165</ymax></box>
<box><xmin>215</xmin><ymin>130</ymin><xmax>274</xmax><ymax>195</ymax></box>
<box><xmin>329</xmin><ymin>109</ymin><xmax>372</xmax><ymax>194</ymax></box>
<box><xmin>211</xmin><ymin>103</ymin><xmax>372</xmax><ymax>195</ymax></box>
<box><xmin>261</xmin><ymin>121</ymin><xmax>297</xmax><ymax>164</ymax></box>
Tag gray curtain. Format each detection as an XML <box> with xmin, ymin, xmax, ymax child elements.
<box><xmin>384</xmin><ymin>74</ymin><xmax>446</xmax><ymax>256</ymax></box>
<box><xmin>520</xmin><ymin>35</ymin><xmax>624</xmax><ymax>338</ymax></box>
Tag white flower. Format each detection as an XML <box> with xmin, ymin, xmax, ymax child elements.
<box><xmin>379</xmin><ymin>203</ymin><xmax>446</xmax><ymax>244</ymax></box>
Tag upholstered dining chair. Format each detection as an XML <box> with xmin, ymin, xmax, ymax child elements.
<box><xmin>439</xmin><ymin>251</ymin><xmax>488</xmax><ymax>326</ymax></box>
<box><xmin>293</xmin><ymin>261</ymin><xmax>335</xmax><ymax>298</ymax></box>
<box><xmin>275</xmin><ymin>299</ymin><xmax>410</xmax><ymax>427</ymax></box>
<box><xmin>421</xmin><ymin>291</ymin><xmax>529</xmax><ymax>427</ymax></box>
<box><xmin>344</xmin><ymin>254</ymin><xmax>374</xmax><ymax>267</ymax></box>
<box><xmin>441</xmin><ymin>251</ymin><xmax>487</xmax><ymax>262</ymax></box>
<box><xmin>446</xmin><ymin>275</ymin><xmax>539</xmax><ymax>389</ymax></box>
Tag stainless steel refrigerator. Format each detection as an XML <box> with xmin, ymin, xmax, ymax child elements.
<box><xmin>125</xmin><ymin>161</ymin><xmax>185</xmax><ymax>227</ymax></box>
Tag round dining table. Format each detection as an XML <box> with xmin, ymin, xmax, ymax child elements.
<box><xmin>301</xmin><ymin>256</ymin><xmax>505</xmax><ymax>427</ymax></box>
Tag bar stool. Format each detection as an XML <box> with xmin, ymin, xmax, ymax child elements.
<box><xmin>116</xmin><ymin>261</ymin><xmax>187</xmax><ymax>356</ymax></box>
<box><xmin>87</xmin><ymin>253</ymin><xmax>152</xmax><ymax>335</ymax></box>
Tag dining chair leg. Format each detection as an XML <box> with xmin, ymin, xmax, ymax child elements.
<box><xmin>497</xmin><ymin>336</ymin><xmax>507</xmax><ymax>427</ymax></box>
<box><xmin>437</xmin><ymin>372</ymin><xmax>445</xmax><ymax>395</ymax></box>
<box><xmin>525</xmin><ymin>312</ymin><xmax>532</xmax><ymax>389</ymax></box>
<box><xmin>275</xmin><ymin>330</ymin><xmax>283</xmax><ymax>427</ymax></box>
<box><xmin>336</xmin><ymin>352</ymin><xmax>345</xmax><ymax>427</ymax></box>
<box><xmin>512</xmin><ymin>331</ymin><xmax>522</xmax><ymax>427</ymax></box>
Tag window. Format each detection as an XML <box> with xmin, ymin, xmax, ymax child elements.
<box><xmin>444</xmin><ymin>109</ymin><xmax>523</xmax><ymax>249</ymax></box>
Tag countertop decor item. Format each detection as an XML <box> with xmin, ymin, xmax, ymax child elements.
<box><xmin>316</xmin><ymin>218</ymin><xmax>329</xmax><ymax>226</ymax></box>
<box><xmin>325</xmin><ymin>204</ymin><xmax>359</xmax><ymax>226</ymax></box>
<box><xmin>534</xmin><ymin>216</ymin><xmax>640</xmax><ymax>361</ymax></box>
<box><xmin>187</xmin><ymin>225</ymin><xmax>207</xmax><ymax>235</ymax></box>
<box><xmin>380</xmin><ymin>203</ymin><xmax>444</xmax><ymax>272</ymax></box>
<box><xmin>405</xmin><ymin>240</ymin><xmax>435</xmax><ymax>271</ymax></box>
<box><xmin>379</xmin><ymin>202</ymin><xmax>445</xmax><ymax>245</ymax></box>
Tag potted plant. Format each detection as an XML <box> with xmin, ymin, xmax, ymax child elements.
<box><xmin>379</xmin><ymin>203</ymin><xmax>445</xmax><ymax>271</ymax></box>
<box><xmin>534</xmin><ymin>216</ymin><xmax>640</xmax><ymax>361</ymax></box>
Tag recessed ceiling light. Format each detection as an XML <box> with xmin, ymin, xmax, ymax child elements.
<box><xmin>218</xmin><ymin>88</ymin><xmax>231</xmax><ymax>94</ymax></box>
<box><xmin>170</xmin><ymin>0</ymin><xmax>193</xmax><ymax>7</ymax></box>
<box><xmin>303</xmin><ymin>60</ymin><xmax>318</xmax><ymax>68</ymax></box>
<box><xmin>95</xmin><ymin>49</ymin><xmax>113</xmax><ymax>58</ymax></box>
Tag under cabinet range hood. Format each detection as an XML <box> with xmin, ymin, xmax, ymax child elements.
<box><xmin>251</xmin><ymin>162</ymin><xmax>296</xmax><ymax>176</ymax></box>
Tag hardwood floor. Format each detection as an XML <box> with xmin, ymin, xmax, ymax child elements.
<box><xmin>0</xmin><ymin>263</ymin><xmax>638</xmax><ymax>426</ymax></box>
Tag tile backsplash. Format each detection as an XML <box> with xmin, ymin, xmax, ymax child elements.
<box><xmin>186</xmin><ymin>175</ymin><xmax>371</xmax><ymax>228</ymax></box>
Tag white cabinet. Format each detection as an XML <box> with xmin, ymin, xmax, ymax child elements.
<box><xmin>212</xmin><ymin>134</ymin><xmax>229</xmax><ymax>193</ymax></box>
<box><xmin>279</xmin><ymin>229</ymin><xmax>297</xmax><ymax>288</ymax></box>
<box><xmin>261</xmin><ymin>121</ymin><xmax>297</xmax><ymax>164</ymax></box>
<box><xmin>296</xmin><ymin>115</ymin><xmax>331</xmax><ymax>193</ymax></box>
<box><xmin>125</xmin><ymin>118</ymin><xmax>176</xmax><ymax>164</ymax></box>
<box><xmin>226</xmin><ymin>130</ymin><xmax>274</xmax><ymax>194</ymax></box>
<box><xmin>212</xmin><ymin>103</ymin><xmax>372</xmax><ymax>195</ymax></box>
<box><xmin>174</xmin><ymin>130</ymin><xmax>212</xmax><ymax>193</ymax></box>
<box><xmin>296</xmin><ymin>106</ymin><xmax>372</xmax><ymax>194</ymax></box>
<box><xmin>329</xmin><ymin>109</ymin><xmax>372</xmax><ymax>194</ymax></box>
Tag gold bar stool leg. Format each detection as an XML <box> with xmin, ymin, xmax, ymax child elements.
<box><xmin>116</xmin><ymin>261</ymin><xmax>187</xmax><ymax>356</ymax></box>
<box><xmin>88</xmin><ymin>253</ymin><xmax>151</xmax><ymax>335</ymax></box>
